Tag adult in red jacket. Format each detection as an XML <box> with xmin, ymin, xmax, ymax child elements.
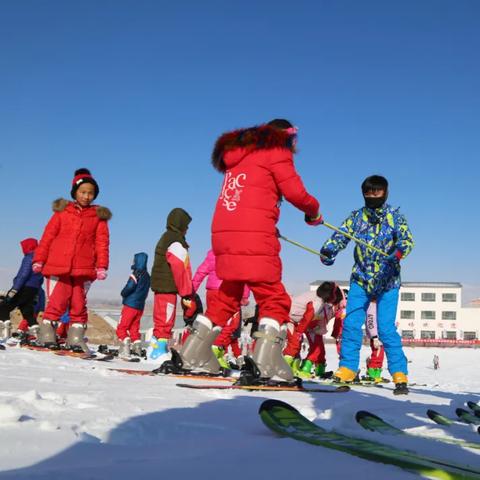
<box><xmin>34</xmin><ymin>168</ymin><xmax>111</xmax><ymax>351</ymax></box>
<box><xmin>176</xmin><ymin>119</ymin><xmax>322</xmax><ymax>383</ymax></box>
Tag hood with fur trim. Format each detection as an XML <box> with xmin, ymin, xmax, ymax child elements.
<box><xmin>212</xmin><ymin>125</ymin><xmax>296</xmax><ymax>173</ymax></box>
<box><xmin>52</xmin><ymin>198</ymin><xmax>112</xmax><ymax>220</ymax></box>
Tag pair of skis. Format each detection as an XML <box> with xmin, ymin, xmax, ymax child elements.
<box><xmin>428</xmin><ymin>403</ymin><xmax>480</xmax><ymax>433</ymax></box>
<box><xmin>260</xmin><ymin>399</ymin><xmax>480</xmax><ymax>480</ymax></box>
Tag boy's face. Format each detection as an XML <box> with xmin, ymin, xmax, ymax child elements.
<box><xmin>75</xmin><ymin>183</ymin><xmax>95</xmax><ymax>207</ymax></box>
<box><xmin>363</xmin><ymin>188</ymin><xmax>385</xmax><ymax>199</ymax></box>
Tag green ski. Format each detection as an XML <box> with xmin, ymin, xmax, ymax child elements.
<box><xmin>259</xmin><ymin>399</ymin><xmax>480</xmax><ymax>480</ymax></box>
<box><xmin>457</xmin><ymin>409</ymin><xmax>480</xmax><ymax>426</ymax></box>
<box><xmin>467</xmin><ymin>402</ymin><xmax>480</xmax><ymax>416</ymax></box>
<box><xmin>356</xmin><ymin>410</ymin><xmax>480</xmax><ymax>450</ymax></box>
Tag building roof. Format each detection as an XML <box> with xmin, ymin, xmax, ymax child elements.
<box><xmin>309</xmin><ymin>280</ymin><xmax>462</xmax><ymax>288</ymax></box>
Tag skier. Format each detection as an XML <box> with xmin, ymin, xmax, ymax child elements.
<box><xmin>283</xmin><ymin>281</ymin><xmax>345</xmax><ymax>379</ymax></box>
<box><xmin>364</xmin><ymin>300</ymin><xmax>385</xmax><ymax>382</ymax></box>
<box><xmin>191</xmin><ymin>248</ymin><xmax>250</xmax><ymax>368</ymax></box>
<box><xmin>0</xmin><ymin>238</ymin><xmax>44</xmax><ymax>342</ymax></box>
<box><xmin>433</xmin><ymin>354</ymin><xmax>440</xmax><ymax>370</ymax></box>
<box><xmin>34</xmin><ymin>168</ymin><xmax>111</xmax><ymax>352</ymax></box>
<box><xmin>320</xmin><ymin>175</ymin><xmax>414</xmax><ymax>394</ymax></box>
<box><xmin>149</xmin><ymin>208</ymin><xmax>196</xmax><ymax>360</ymax></box>
<box><xmin>166</xmin><ymin>119</ymin><xmax>322</xmax><ymax>384</ymax></box>
<box><xmin>116</xmin><ymin>253</ymin><xmax>150</xmax><ymax>359</ymax></box>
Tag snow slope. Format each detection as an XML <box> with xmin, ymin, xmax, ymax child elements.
<box><xmin>0</xmin><ymin>344</ymin><xmax>479</xmax><ymax>479</ymax></box>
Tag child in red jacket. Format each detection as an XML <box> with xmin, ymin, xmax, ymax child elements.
<box><xmin>168</xmin><ymin>119</ymin><xmax>322</xmax><ymax>384</ymax></box>
<box><xmin>33</xmin><ymin>168</ymin><xmax>111</xmax><ymax>352</ymax></box>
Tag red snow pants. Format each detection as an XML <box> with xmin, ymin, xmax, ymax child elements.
<box><xmin>205</xmin><ymin>280</ymin><xmax>291</xmax><ymax>328</ymax></box>
<box><xmin>305</xmin><ymin>332</ymin><xmax>326</xmax><ymax>364</ymax></box>
<box><xmin>152</xmin><ymin>293</ymin><xmax>177</xmax><ymax>339</ymax></box>
<box><xmin>44</xmin><ymin>276</ymin><xmax>92</xmax><ymax>324</ymax></box>
<box><xmin>116</xmin><ymin>305</ymin><xmax>143</xmax><ymax>342</ymax></box>
<box><xmin>367</xmin><ymin>338</ymin><xmax>385</xmax><ymax>369</ymax></box>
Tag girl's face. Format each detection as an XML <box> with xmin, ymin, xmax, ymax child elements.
<box><xmin>75</xmin><ymin>183</ymin><xmax>95</xmax><ymax>207</ymax></box>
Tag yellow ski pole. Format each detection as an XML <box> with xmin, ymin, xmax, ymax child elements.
<box><xmin>278</xmin><ymin>234</ymin><xmax>331</xmax><ymax>260</ymax></box>
<box><xmin>322</xmin><ymin>221</ymin><xmax>389</xmax><ymax>257</ymax></box>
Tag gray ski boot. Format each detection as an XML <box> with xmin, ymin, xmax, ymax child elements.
<box><xmin>3</xmin><ymin>320</ymin><xmax>12</xmax><ymax>340</ymax></box>
<box><xmin>118</xmin><ymin>338</ymin><xmax>131</xmax><ymax>359</ymax></box>
<box><xmin>240</xmin><ymin>318</ymin><xmax>295</xmax><ymax>385</ymax></box>
<box><xmin>158</xmin><ymin>314</ymin><xmax>222</xmax><ymax>374</ymax></box>
<box><xmin>38</xmin><ymin>319</ymin><xmax>58</xmax><ymax>348</ymax></box>
<box><xmin>28</xmin><ymin>324</ymin><xmax>40</xmax><ymax>343</ymax></box>
<box><xmin>66</xmin><ymin>323</ymin><xmax>89</xmax><ymax>353</ymax></box>
<box><xmin>131</xmin><ymin>340</ymin><xmax>143</xmax><ymax>357</ymax></box>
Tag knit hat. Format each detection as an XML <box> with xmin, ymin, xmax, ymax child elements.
<box><xmin>70</xmin><ymin>168</ymin><xmax>99</xmax><ymax>200</ymax></box>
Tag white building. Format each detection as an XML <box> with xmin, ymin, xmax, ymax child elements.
<box><xmin>310</xmin><ymin>281</ymin><xmax>480</xmax><ymax>344</ymax></box>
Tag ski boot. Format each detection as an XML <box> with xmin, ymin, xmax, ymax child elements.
<box><xmin>131</xmin><ymin>340</ymin><xmax>143</xmax><ymax>357</ymax></box>
<box><xmin>392</xmin><ymin>372</ymin><xmax>409</xmax><ymax>395</ymax></box>
<box><xmin>297</xmin><ymin>359</ymin><xmax>314</xmax><ymax>379</ymax></box>
<box><xmin>283</xmin><ymin>355</ymin><xmax>301</xmax><ymax>375</ymax></box>
<box><xmin>212</xmin><ymin>345</ymin><xmax>230</xmax><ymax>369</ymax></box>
<box><xmin>37</xmin><ymin>320</ymin><xmax>59</xmax><ymax>349</ymax></box>
<box><xmin>333</xmin><ymin>366</ymin><xmax>357</xmax><ymax>383</ymax></box>
<box><xmin>238</xmin><ymin>318</ymin><xmax>295</xmax><ymax>386</ymax></box>
<box><xmin>314</xmin><ymin>363</ymin><xmax>331</xmax><ymax>379</ymax></box>
<box><xmin>66</xmin><ymin>323</ymin><xmax>89</xmax><ymax>353</ymax></box>
<box><xmin>149</xmin><ymin>337</ymin><xmax>168</xmax><ymax>360</ymax></box>
<box><xmin>118</xmin><ymin>338</ymin><xmax>131</xmax><ymax>360</ymax></box>
<box><xmin>366</xmin><ymin>367</ymin><xmax>383</xmax><ymax>383</ymax></box>
<box><xmin>157</xmin><ymin>315</ymin><xmax>222</xmax><ymax>375</ymax></box>
<box><xmin>0</xmin><ymin>320</ymin><xmax>12</xmax><ymax>341</ymax></box>
<box><xmin>27</xmin><ymin>324</ymin><xmax>40</xmax><ymax>344</ymax></box>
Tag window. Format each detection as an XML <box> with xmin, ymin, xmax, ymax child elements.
<box><xmin>421</xmin><ymin>311</ymin><xmax>436</xmax><ymax>320</ymax></box>
<box><xmin>442</xmin><ymin>293</ymin><xmax>457</xmax><ymax>302</ymax></box>
<box><xmin>421</xmin><ymin>330</ymin><xmax>436</xmax><ymax>339</ymax></box>
<box><xmin>441</xmin><ymin>311</ymin><xmax>456</xmax><ymax>320</ymax></box>
<box><xmin>401</xmin><ymin>330</ymin><xmax>414</xmax><ymax>339</ymax></box>
<box><xmin>401</xmin><ymin>292</ymin><xmax>415</xmax><ymax>301</ymax></box>
<box><xmin>444</xmin><ymin>331</ymin><xmax>457</xmax><ymax>340</ymax></box>
<box><xmin>464</xmin><ymin>332</ymin><xmax>477</xmax><ymax>340</ymax></box>
<box><xmin>421</xmin><ymin>293</ymin><xmax>436</xmax><ymax>302</ymax></box>
<box><xmin>400</xmin><ymin>310</ymin><xmax>415</xmax><ymax>319</ymax></box>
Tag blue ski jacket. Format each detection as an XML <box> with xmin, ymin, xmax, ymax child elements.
<box><xmin>321</xmin><ymin>204</ymin><xmax>414</xmax><ymax>296</ymax></box>
<box><xmin>121</xmin><ymin>252</ymin><xmax>150</xmax><ymax>310</ymax></box>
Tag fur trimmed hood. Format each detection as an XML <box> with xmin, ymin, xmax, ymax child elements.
<box><xmin>212</xmin><ymin>125</ymin><xmax>296</xmax><ymax>172</ymax></box>
<box><xmin>52</xmin><ymin>198</ymin><xmax>112</xmax><ymax>221</ymax></box>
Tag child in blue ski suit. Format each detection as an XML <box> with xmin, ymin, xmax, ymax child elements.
<box><xmin>320</xmin><ymin>175</ymin><xmax>414</xmax><ymax>394</ymax></box>
<box><xmin>116</xmin><ymin>252</ymin><xmax>150</xmax><ymax>358</ymax></box>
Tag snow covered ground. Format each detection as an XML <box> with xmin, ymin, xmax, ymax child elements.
<box><xmin>0</xmin><ymin>344</ymin><xmax>479</xmax><ymax>479</ymax></box>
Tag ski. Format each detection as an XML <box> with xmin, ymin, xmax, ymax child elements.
<box><xmin>427</xmin><ymin>409</ymin><xmax>454</xmax><ymax>426</ymax></box>
<box><xmin>467</xmin><ymin>402</ymin><xmax>480</xmax><ymax>416</ymax></box>
<box><xmin>457</xmin><ymin>408</ymin><xmax>480</xmax><ymax>426</ymax></box>
<box><xmin>0</xmin><ymin>343</ymin><xmax>5</xmax><ymax>350</ymax></box>
<box><xmin>18</xmin><ymin>343</ymin><xmax>113</xmax><ymax>361</ymax></box>
<box><xmin>259</xmin><ymin>399</ymin><xmax>480</xmax><ymax>480</ymax></box>
<box><xmin>108</xmin><ymin>368</ymin><xmax>237</xmax><ymax>381</ymax></box>
<box><xmin>176</xmin><ymin>383</ymin><xmax>350</xmax><ymax>393</ymax></box>
<box><xmin>356</xmin><ymin>410</ymin><xmax>480</xmax><ymax>450</ymax></box>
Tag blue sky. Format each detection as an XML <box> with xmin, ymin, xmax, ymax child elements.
<box><xmin>1</xmin><ymin>0</ymin><xmax>479</xmax><ymax>303</ymax></box>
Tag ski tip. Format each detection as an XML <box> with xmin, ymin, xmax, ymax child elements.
<box><xmin>467</xmin><ymin>401</ymin><xmax>479</xmax><ymax>411</ymax></box>
<box><xmin>259</xmin><ymin>399</ymin><xmax>298</xmax><ymax>415</ymax></box>
<box><xmin>355</xmin><ymin>410</ymin><xmax>381</xmax><ymax>422</ymax></box>
<box><xmin>426</xmin><ymin>409</ymin><xmax>440</xmax><ymax>420</ymax></box>
<box><xmin>456</xmin><ymin>408</ymin><xmax>468</xmax><ymax>416</ymax></box>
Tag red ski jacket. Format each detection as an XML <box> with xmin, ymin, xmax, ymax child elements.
<box><xmin>34</xmin><ymin>198</ymin><xmax>111</xmax><ymax>279</ymax></box>
<box><xmin>211</xmin><ymin>125</ymin><xmax>319</xmax><ymax>283</ymax></box>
